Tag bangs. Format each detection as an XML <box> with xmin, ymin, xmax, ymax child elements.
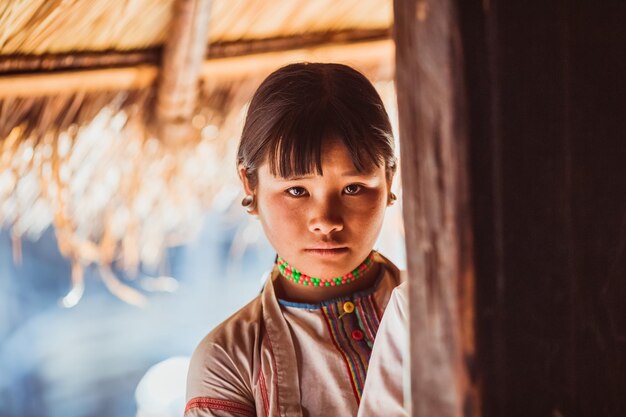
<box><xmin>266</xmin><ymin>101</ymin><xmax>387</xmax><ymax>178</ymax></box>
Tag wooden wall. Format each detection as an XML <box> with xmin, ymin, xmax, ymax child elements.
<box><xmin>459</xmin><ymin>0</ymin><xmax>626</xmax><ymax>415</ymax></box>
<box><xmin>395</xmin><ymin>0</ymin><xmax>626</xmax><ymax>415</ymax></box>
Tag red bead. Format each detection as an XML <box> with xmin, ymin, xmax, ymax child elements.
<box><xmin>330</xmin><ymin>282</ymin><xmax>336</xmax><ymax>286</ymax></box>
<box><xmin>351</xmin><ymin>329</ymin><xmax>364</xmax><ymax>341</ymax></box>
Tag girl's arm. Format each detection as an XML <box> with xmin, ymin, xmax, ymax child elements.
<box><xmin>184</xmin><ymin>334</ymin><xmax>256</xmax><ymax>417</ymax></box>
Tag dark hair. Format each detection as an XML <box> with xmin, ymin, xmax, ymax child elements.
<box><xmin>237</xmin><ymin>62</ymin><xmax>396</xmax><ymax>187</ymax></box>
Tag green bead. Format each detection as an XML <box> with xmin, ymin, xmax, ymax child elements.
<box><xmin>304</xmin><ymin>281</ymin><xmax>309</xmax><ymax>286</ymax></box>
<box><xmin>325</xmin><ymin>282</ymin><xmax>330</xmax><ymax>287</ymax></box>
<box><xmin>314</xmin><ymin>282</ymin><xmax>319</xmax><ymax>286</ymax></box>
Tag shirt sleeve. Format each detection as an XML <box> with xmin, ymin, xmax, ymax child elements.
<box><xmin>358</xmin><ymin>282</ymin><xmax>408</xmax><ymax>417</ymax></box>
<box><xmin>184</xmin><ymin>333</ymin><xmax>256</xmax><ymax>417</ymax></box>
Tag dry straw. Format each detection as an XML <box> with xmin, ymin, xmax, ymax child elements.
<box><xmin>0</xmin><ymin>81</ymin><xmax>254</xmax><ymax>306</ymax></box>
<box><xmin>0</xmin><ymin>0</ymin><xmax>394</xmax><ymax>306</ymax></box>
<box><xmin>0</xmin><ymin>0</ymin><xmax>391</xmax><ymax>54</ymax></box>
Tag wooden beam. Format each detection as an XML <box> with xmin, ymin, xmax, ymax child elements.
<box><xmin>156</xmin><ymin>0</ymin><xmax>212</xmax><ymax>146</ymax></box>
<box><xmin>0</xmin><ymin>28</ymin><xmax>390</xmax><ymax>74</ymax></box>
<box><xmin>393</xmin><ymin>0</ymin><xmax>478</xmax><ymax>416</ymax></box>
<box><xmin>0</xmin><ymin>65</ymin><xmax>157</xmax><ymax>97</ymax></box>
<box><xmin>200</xmin><ymin>38</ymin><xmax>394</xmax><ymax>81</ymax></box>
<box><xmin>0</xmin><ymin>50</ymin><xmax>160</xmax><ymax>74</ymax></box>
<box><xmin>204</xmin><ymin>27</ymin><xmax>390</xmax><ymax>59</ymax></box>
<box><xmin>0</xmin><ymin>39</ymin><xmax>393</xmax><ymax>98</ymax></box>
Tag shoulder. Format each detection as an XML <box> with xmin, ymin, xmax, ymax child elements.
<box><xmin>186</xmin><ymin>295</ymin><xmax>264</xmax><ymax>401</ymax></box>
<box><xmin>200</xmin><ymin>295</ymin><xmax>264</xmax><ymax>349</ymax></box>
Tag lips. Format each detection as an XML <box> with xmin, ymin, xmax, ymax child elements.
<box><xmin>304</xmin><ymin>247</ymin><xmax>349</xmax><ymax>256</ymax></box>
<box><xmin>305</xmin><ymin>242</ymin><xmax>347</xmax><ymax>250</ymax></box>
<box><xmin>306</xmin><ymin>245</ymin><xmax>347</xmax><ymax>250</ymax></box>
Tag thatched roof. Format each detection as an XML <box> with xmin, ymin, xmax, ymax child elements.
<box><xmin>0</xmin><ymin>0</ymin><xmax>391</xmax><ymax>54</ymax></box>
<box><xmin>0</xmin><ymin>0</ymin><xmax>396</xmax><ymax>305</ymax></box>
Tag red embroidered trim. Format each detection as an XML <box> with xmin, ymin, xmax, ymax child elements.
<box><xmin>258</xmin><ymin>371</ymin><xmax>270</xmax><ymax>417</ymax></box>
<box><xmin>185</xmin><ymin>397</ymin><xmax>254</xmax><ymax>416</ymax></box>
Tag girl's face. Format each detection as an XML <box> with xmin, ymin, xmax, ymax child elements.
<box><xmin>242</xmin><ymin>139</ymin><xmax>392</xmax><ymax>279</ymax></box>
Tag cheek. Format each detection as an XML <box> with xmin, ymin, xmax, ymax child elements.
<box><xmin>257</xmin><ymin>194</ymin><xmax>305</xmax><ymax>243</ymax></box>
<box><xmin>345</xmin><ymin>192</ymin><xmax>388</xmax><ymax>230</ymax></box>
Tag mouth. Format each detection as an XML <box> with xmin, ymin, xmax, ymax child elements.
<box><xmin>304</xmin><ymin>247</ymin><xmax>349</xmax><ymax>257</ymax></box>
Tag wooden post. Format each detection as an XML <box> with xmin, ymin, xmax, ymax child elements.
<box><xmin>393</xmin><ymin>0</ymin><xmax>478</xmax><ymax>416</ymax></box>
<box><xmin>156</xmin><ymin>0</ymin><xmax>212</xmax><ymax>146</ymax></box>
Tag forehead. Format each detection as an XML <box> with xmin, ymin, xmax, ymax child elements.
<box><xmin>320</xmin><ymin>139</ymin><xmax>363</xmax><ymax>170</ymax></box>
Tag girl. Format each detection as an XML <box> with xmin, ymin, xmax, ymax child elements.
<box><xmin>185</xmin><ymin>62</ymin><xmax>402</xmax><ymax>417</ymax></box>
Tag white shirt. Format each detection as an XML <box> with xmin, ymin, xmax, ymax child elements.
<box><xmin>357</xmin><ymin>282</ymin><xmax>408</xmax><ymax>417</ymax></box>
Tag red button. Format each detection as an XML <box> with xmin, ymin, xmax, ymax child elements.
<box><xmin>351</xmin><ymin>329</ymin><xmax>364</xmax><ymax>341</ymax></box>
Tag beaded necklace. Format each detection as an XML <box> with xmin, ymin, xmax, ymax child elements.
<box><xmin>276</xmin><ymin>252</ymin><xmax>375</xmax><ymax>287</ymax></box>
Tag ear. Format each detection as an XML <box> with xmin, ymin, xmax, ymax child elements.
<box><xmin>238</xmin><ymin>165</ymin><xmax>258</xmax><ymax>215</ymax></box>
<box><xmin>238</xmin><ymin>165</ymin><xmax>253</xmax><ymax>194</ymax></box>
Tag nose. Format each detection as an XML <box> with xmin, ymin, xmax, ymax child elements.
<box><xmin>308</xmin><ymin>197</ymin><xmax>344</xmax><ymax>235</ymax></box>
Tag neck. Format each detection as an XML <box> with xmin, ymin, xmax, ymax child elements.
<box><xmin>273</xmin><ymin>255</ymin><xmax>382</xmax><ymax>304</ymax></box>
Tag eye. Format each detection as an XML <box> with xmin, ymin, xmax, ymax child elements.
<box><xmin>286</xmin><ymin>186</ymin><xmax>308</xmax><ymax>197</ymax></box>
<box><xmin>344</xmin><ymin>184</ymin><xmax>362</xmax><ymax>195</ymax></box>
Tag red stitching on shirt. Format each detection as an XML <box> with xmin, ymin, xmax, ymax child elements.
<box><xmin>258</xmin><ymin>371</ymin><xmax>270</xmax><ymax>417</ymax></box>
<box><xmin>258</xmin><ymin>370</ymin><xmax>270</xmax><ymax>417</ymax></box>
<box><xmin>321</xmin><ymin>305</ymin><xmax>361</xmax><ymax>405</ymax></box>
<box><xmin>264</xmin><ymin>329</ymin><xmax>280</xmax><ymax>410</ymax></box>
<box><xmin>184</xmin><ymin>397</ymin><xmax>254</xmax><ymax>416</ymax></box>
<box><xmin>356</xmin><ymin>297</ymin><xmax>377</xmax><ymax>343</ymax></box>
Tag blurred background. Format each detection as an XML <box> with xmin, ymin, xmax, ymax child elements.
<box><xmin>0</xmin><ymin>193</ymin><xmax>405</xmax><ymax>417</ymax></box>
<box><xmin>0</xmin><ymin>0</ymin><xmax>404</xmax><ymax>416</ymax></box>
